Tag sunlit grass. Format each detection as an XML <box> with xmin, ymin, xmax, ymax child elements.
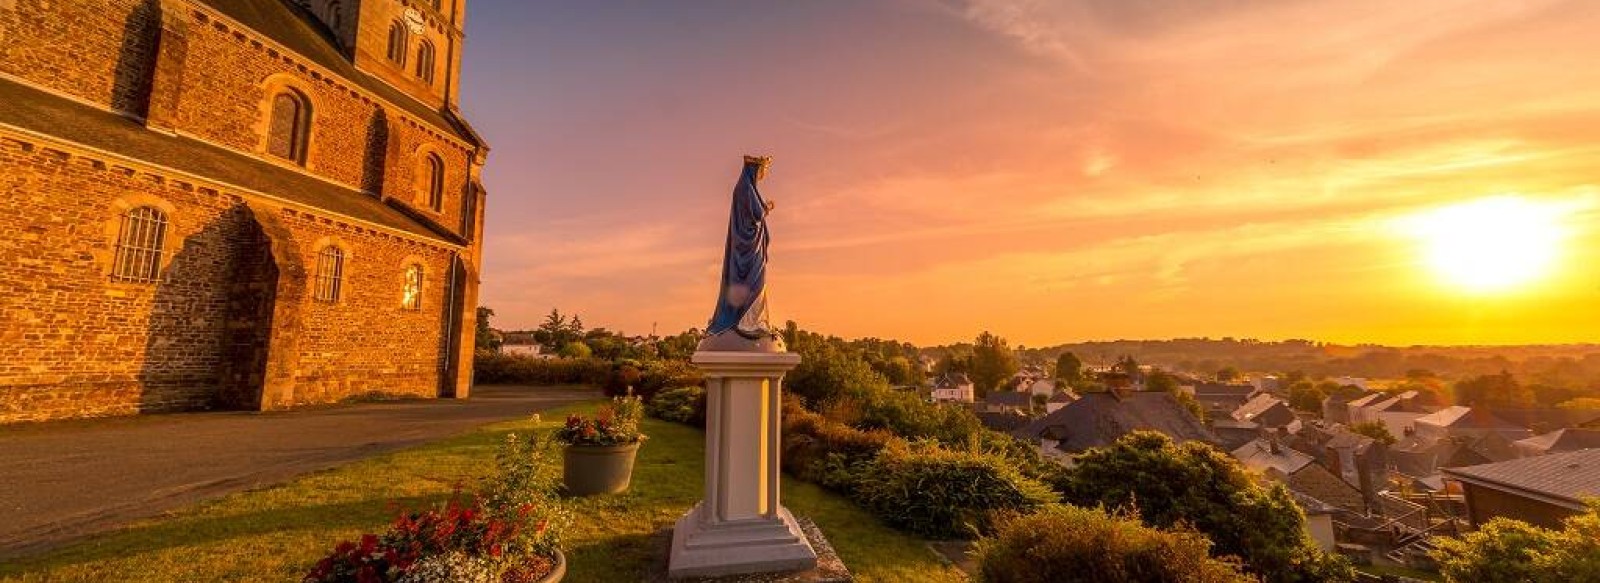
<box><xmin>0</xmin><ymin>395</ymin><xmax>963</xmax><ymax>583</ymax></box>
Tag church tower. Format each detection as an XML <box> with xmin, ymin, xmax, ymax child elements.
<box><xmin>295</xmin><ymin>0</ymin><xmax>468</xmax><ymax>110</ymax></box>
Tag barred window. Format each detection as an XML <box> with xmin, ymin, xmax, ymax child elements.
<box><xmin>313</xmin><ymin>246</ymin><xmax>345</xmax><ymax>302</ymax></box>
<box><xmin>387</xmin><ymin>22</ymin><xmax>408</xmax><ymax>65</ymax></box>
<box><xmin>111</xmin><ymin>206</ymin><xmax>167</xmax><ymax>283</ymax></box>
<box><xmin>415</xmin><ymin>40</ymin><xmax>436</xmax><ymax>84</ymax></box>
<box><xmin>423</xmin><ymin>153</ymin><xmax>444</xmax><ymax>211</ymax></box>
<box><xmin>266</xmin><ymin>90</ymin><xmax>309</xmax><ymax>164</ymax></box>
<box><xmin>402</xmin><ymin>264</ymin><xmax>423</xmax><ymax>310</ymax></box>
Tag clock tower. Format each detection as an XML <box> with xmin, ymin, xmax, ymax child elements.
<box><xmin>295</xmin><ymin>0</ymin><xmax>468</xmax><ymax>110</ymax></box>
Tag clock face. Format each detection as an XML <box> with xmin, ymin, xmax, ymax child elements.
<box><xmin>404</xmin><ymin>8</ymin><xmax>426</xmax><ymax>34</ymax></box>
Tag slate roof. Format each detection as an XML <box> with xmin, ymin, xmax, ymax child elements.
<box><xmin>985</xmin><ymin>391</ymin><xmax>1032</xmax><ymax>407</ymax></box>
<box><xmin>197</xmin><ymin>0</ymin><xmax>479</xmax><ymax>145</ymax></box>
<box><xmin>1233</xmin><ymin>438</ymin><xmax>1315</xmax><ymax>476</ymax></box>
<box><xmin>934</xmin><ymin>373</ymin><xmax>973</xmax><ymax>389</ymax></box>
<box><xmin>1515</xmin><ymin>428</ymin><xmax>1600</xmax><ymax>456</ymax></box>
<box><xmin>1012</xmin><ymin>392</ymin><xmax>1217</xmax><ymax>454</ymax></box>
<box><xmin>1444</xmin><ymin>449</ymin><xmax>1600</xmax><ymax>509</ymax></box>
<box><xmin>1416</xmin><ymin>406</ymin><xmax>1524</xmax><ymax>432</ymax></box>
<box><xmin>0</xmin><ymin>78</ymin><xmax>458</xmax><ymax>244</ymax></box>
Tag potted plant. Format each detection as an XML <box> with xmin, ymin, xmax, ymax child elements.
<box><xmin>555</xmin><ymin>394</ymin><xmax>647</xmax><ymax>496</ymax></box>
<box><xmin>305</xmin><ymin>434</ymin><xmax>569</xmax><ymax>583</ymax></box>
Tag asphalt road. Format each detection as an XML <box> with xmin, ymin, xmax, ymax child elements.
<box><xmin>0</xmin><ymin>385</ymin><xmax>597</xmax><ymax>559</ymax></box>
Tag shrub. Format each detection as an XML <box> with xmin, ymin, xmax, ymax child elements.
<box><xmin>781</xmin><ymin>404</ymin><xmax>895</xmax><ymax>484</ymax></box>
<box><xmin>1431</xmin><ymin>501</ymin><xmax>1600</xmax><ymax>583</ymax></box>
<box><xmin>646</xmin><ymin>386</ymin><xmax>706</xmax><ymax>427</ymax></box>
<box><xmin>602</xmin><ymin>359</ymin><xmax>704</xmax><ymax>402</ymax></box>
<box><xmin>472</xmin><ymin>352</ymin><xmax>609</xmax><ymax>386</ymax></box>
<box><xmin>855</xmin><ymin>441</ymin><xmax>1058</xmax><ymax>539</ymax></box>
<box><xmin>975</xmin><ymin>506</ymin><xmax>1254</xmax><ymax>583</ymax></box>
<box><xmin>1059</xmin><ymin>431</ymin><xmax>1350</xmax><ymax>583</ymax></box>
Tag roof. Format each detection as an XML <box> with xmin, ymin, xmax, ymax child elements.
<box><xmin>1234</xmin><ymin>394</ymin><xmax>1287</xmax><ymax>421</ymax></box>
<box><xmin>985</xmin><ymin>391</ymin><xmax>1032</xmax><ymax>407</ymax></box>
<box><xmin>934</xmin><ymin>373</ymin><xmax>973</xmax><ymax>388</ymax></box>
<box><xmin>1515</xmin><ymin>428</ymin><xmax>1600</xmax><ymax>456</ymax></box>
<box><xmin>1345</xmin><ymin>393</ymin><xmax>1386</xmax><ymax>409</ymax></box>
<box><xmin>1192</xmin><ymin>383</ymin><xmax>1257</xmax><ymax>397</ymax></box>
<box><xmin>196</xmin><ymin>0</ymin><xmax>478</xmax><ymax>146</ymax></box>
<box><xmin>1444</xmin><ymin>449</ymin><xmax>1600</xmax><ymax>509</ymax></box>
<box><xmin>1415</xmin><ymin>406</ymin><xmax>1524</xmax><ymax>431</ymax></box>
<box><xmin>1233</xmin><ymin>438</ymin><xmax>1315</xmax><ymax>475</ymax></box>
<box><xmin>0</xmin><ymin>77</ymin><xmax>458</xmax><ymax>245</ymax></box>
<box><xmin>1012</xmin><ymin>392</ymin><xmax>1217</xmax><ymax>454</ymax></box>
<box><xmin>1048</xmin><ymin>391</ymin><xmax>1078</xmax><ymax>403</ymax></box>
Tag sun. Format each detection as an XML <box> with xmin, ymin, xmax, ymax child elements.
<box><xmin>1401</xmin><ymin>195</ymin><xmax>1566</xmax><ymax>293</ymax></box>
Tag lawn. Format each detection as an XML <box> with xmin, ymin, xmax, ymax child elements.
<box><xmin>0</xmin><ymin>396</ymin><xmax>966</xmax><ymax>583</ymax></box>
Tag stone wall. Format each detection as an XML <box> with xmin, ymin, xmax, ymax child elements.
<box><xmin>0</xmin><ymin>135</ymin><xmax>459</xmax><ymax>423</ymax></box>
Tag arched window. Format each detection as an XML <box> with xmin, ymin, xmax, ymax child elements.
<box><xmin>266</xmin><ymin>90</ymin><xmax>310</xmax><ymax>164</ymax></box>
<box><xmin>402</xmin><ymin>264</ymin><xmax>423</xmax><ymax>310</ymax></box>
<box><xmin>415</xmin><ymin>40</ymin><xmax>436</xmax><ymax>84</ymax></box>
<box><xmin>423</xmin><ymin>153</ymin><xmax>444</xmax><ymax>211</ymax></box>
<box><xmin>111</xmin><ymin>206</ymin><xmax>168</xmax><ymax>283</ymax></box>
<box><xmin>386</xmin><ymin>21</ymin><xmax>408</xmax><ymax>65</ymax></box>
<box><xmin>313</xmin><ymin>246</ymin><xmax>345</xmax><ymax>302</ymax></box>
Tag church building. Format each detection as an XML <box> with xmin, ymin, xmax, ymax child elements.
<box><xmin>0</xmin><ymin>0</ymin><xmax>487</xmax><ymax>422</ymax></box>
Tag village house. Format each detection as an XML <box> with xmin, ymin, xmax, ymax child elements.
<box><xmin>1232</xmin><ymin>437</ymin><xmax>1367</xmax><ymax>514</ymax></box>
<box><xmin>1232</xmin><ymin>393</ymin><xmax>1300</xmax><ymax>432</ymax></box>
<box><xmin>1044</xmin><ymin>389</ymin><xmax>1077</xmax><ymax>413</ymax></box>
<box><xmin>981</xmin><ymin>390</ymin><xmax>1033</xmax><ymax>414</ymax></box>
<box><xmin>0</xmin><ymin>0</ymin><xmax>487</xmax><ymax>423</ymax></box>
<box><xmin>1443</xmin><ymin>449</ymin><xmax>1600</xmax><ymax>529</ymax></box>
<box><xmin>1013</xmin><ymin>389</ymin><xmax>1216</xmax><ymax>462</ymax></box>
<box><xmin>929</xmin><ymin>372</ymin><xmax>974</xmax><ymax>403</ymax></box>
<box><xmin>1514</xmin><ymin>427</ymin><xmax>1600</xmax><ymax>457</ymax></box>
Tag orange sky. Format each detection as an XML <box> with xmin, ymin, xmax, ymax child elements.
<box><xmin>464</xmin><ymin>0</ymin><xmax>1600</xmax><ymax>346</ymax></box>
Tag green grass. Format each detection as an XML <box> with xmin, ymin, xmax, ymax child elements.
<box><xmin>0</xmin><ymin>398</ymin><xmax>965</xmax><ymax>583</ymax></box>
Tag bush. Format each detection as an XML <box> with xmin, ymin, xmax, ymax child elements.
<box><xmin>472</xmin><ymin>351</ymin><xmax>610</xmax><ymax>386</ymax></box>
<box><xmin>855</xmin><ymin>441</ymin><xmax>1058</xmax><ymax>539</ymax></box>
<box><xmin>975</xmin><ymin>506</ymin><xmax>1253</xmax><ymax>583</ymax></box>
<box><xmin>1059</xmin><ymin>431</ymin><xmax>1350</xmax><ymax>583</ymax></box>
<box><xmin>602</xmin><ymin>359</ymin><xmax>703</xmax><ymax>402</ymax></box>
<box><xmin>781</xmin><ymin>403</ymin><xmax>896</xmax><ymax>484</ymax></box>
<box><xmin>1431</xmin><ymin>501</ymin><xmax>1600</xmax><ymax>583</ymax></box>
<box><xmin>646</xmin><ymin>386</ymin><xmax>706</xmax><ymax>427</ymax></box>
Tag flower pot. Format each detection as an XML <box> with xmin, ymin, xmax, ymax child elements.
<box><xmin>562</xmin><ymin>442</ymin><xmax>641</xmax><ymax>496</ymax></box>
<box><xmin>536</xmin><ymin>549</ymin><xmax>567</xmax><ymax>583</ymax></box>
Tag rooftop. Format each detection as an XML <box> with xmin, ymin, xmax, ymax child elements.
<box><xmin>1444</xmin><ymin>449</ymin><xmax>1600</xmax><ymax>509</ymax></box>
<box><xmin>1013</xmin><ymin>391</ymin><xmax>1216</xmax><ymax>454</ymax></box>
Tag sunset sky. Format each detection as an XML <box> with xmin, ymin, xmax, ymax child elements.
<box><xmin>460</xmin><ymin>0</ymin><xmax>1600</xmax><ymax>347</ymax></box>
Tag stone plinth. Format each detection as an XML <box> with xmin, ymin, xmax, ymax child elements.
<box><xmin>669</xmin><ymin>350</ymin><xmax>816</xmax><ymax>579</ymax></box>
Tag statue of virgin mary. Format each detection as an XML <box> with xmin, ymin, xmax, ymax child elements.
<box><xmin>700</xmin><ymin>156</ymin><xmax>783</xmax><ymax>352</ymax></box>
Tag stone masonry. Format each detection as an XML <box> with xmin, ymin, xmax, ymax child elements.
<box><xmin>0</xmin><ymin>0</ymin><xmax>488</xmax><ymax>423</ymax></box>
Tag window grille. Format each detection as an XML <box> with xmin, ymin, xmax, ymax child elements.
<box><xmin>111</xmin><ymin>206</ymin><xmax>167</xmax><ymax>283</ymax></box>
<box><xmin>314</xmin><ymin>246</ymin><xmax>345</xmax><ymax>302</ymax></box>
<box><xmin>403</xmin><ymin>264</ymin><xmax>423</xmax><ymax>310</ymax></box>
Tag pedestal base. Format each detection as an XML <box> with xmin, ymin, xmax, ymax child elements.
<box><xmin>668</xmin><ymin>502</ymin><xmax>819</xmax><ymax>579</ymax></box>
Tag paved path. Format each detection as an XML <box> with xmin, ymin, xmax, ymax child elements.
<box><xmin>0</xmin><ymin>385</ymin><xmax>597</xmax><ymax>559</ymax></box>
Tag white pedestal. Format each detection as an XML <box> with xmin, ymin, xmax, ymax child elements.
<box><xmin>669</xmin><ymin>350</ymin><xmax>817</xmax><ymax>579</ymax></box>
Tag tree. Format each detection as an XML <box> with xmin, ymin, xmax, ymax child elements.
<box><xmin>1055</xmin><ymin>352</ymin><xmax>1084</xmax><ymax>385</ymax></box>
<box><xmin>1114</xmin><ymin>355</ymin><xmax>1140</xmax><ymax>376</ymax></box>
<box><xmin>557</xmin><ymin>341</ymin><xmax>592</xmax><ymax>359</ymax></box>
<box><xmin>474</xmin><ymin>306</ymin><xmax>500</xmax><ymax>352</ymax></box>
<box><xmin>534</xmin><ymin>309</ymin><xmax>580</xmax><ymax>352</ymax></box>
<box><xmin>1146</xmin><ymin>370</ymin><xmax>1179</xmax><ymax>393</ymax></box>
<box><xmin>1349</xmin><ymin>421</ymin><xmax>1397</xmax><ymax>445</ymax></box>
<box><xmin>969</xmin><ymin>332</ymin><xmax>1021</xmax><ymax>397</ymax></box>
<box><xmin>1287</xmin><ymin>381</ymin><xmax>1326</xmax><ymax>413</ymax></box>
<box><xmin>1217</xmin><ymin>366</ymin><xmax>1240</xmax><ymax>382</ymax></box>
<box><xmin>1059</xmin><ymin>432</ymin><xmax>1352</xmax><ymax>582</ymax></box>
<box><xmin>1455</xmin><ymin>372</ymin><xmax>1535</xmax><ymax>409</ymax></box>
<box><xmin>1432</xmin><ymin>503</ymin><xmax>1600</xmax><ymax>583</ymax></box>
